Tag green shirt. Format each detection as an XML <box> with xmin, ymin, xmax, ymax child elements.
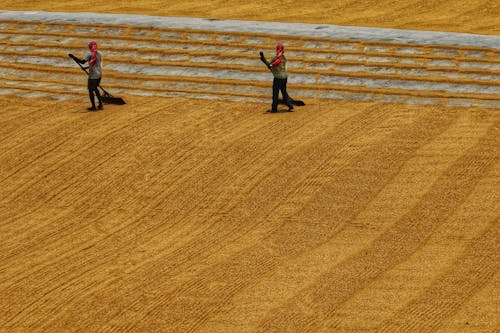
<box><xmin>266</xmin><ymin>55</ymin><xmax>288</xmax><ymax>79</ymax></box>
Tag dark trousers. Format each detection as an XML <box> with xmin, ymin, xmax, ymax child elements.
<box><xmin>272</xmin><ymin>78</ymin><xmax>292</xmax><ymax>111</ymax></box>
<box><xmin>88</xmin><ymin>78</ymin><xmax>102</xmax><ymax>108</ymax></box>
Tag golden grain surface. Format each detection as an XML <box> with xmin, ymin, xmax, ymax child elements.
<box><xmin>1</xmin><ymin>95</ymin><xmax>498</xmax><ymax>332</ymax></box>
<box><xmin>0</xmin><ymin>2</ymin><xmax>499</xmax><ymax>332</ymax></box>
<box><xmin>2</xmin><ymin>0</ymin><xmax>500</xmax><ymax>34</ymax></box>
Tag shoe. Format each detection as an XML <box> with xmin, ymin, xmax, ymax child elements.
<box><xmin>270</xmin><ymin>109</ymin><xmax>278</xmax><ymax>113</ymax></box>
<box><xmin>288</xmin><ymin>105</ymin><xmax>294</xmax><ymax>112</ymax></box>
<box><xmin>98</xmin><ymin>104</ymin><xmax>104</xmax><ymax>110</ymax></box>
<box><xmin>87</xmin><ymin>106</ymin><xmax>97</xmax><ymax>111</ymax></box>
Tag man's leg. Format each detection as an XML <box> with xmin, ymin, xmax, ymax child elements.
<box><xmin>95</xmin><ymin>78</ymin><xmax>103</xmax><ymax>109</ymax></box>
<box><xmin>271</xmin><ymin>78</ymin><xmax>279</xmax><ymax>112</ymax></box>
<box><xmin>87</xmin><ymin>79</ymin><xmax>96</xmax><ymax>110</ymax></box>
<box><xmin>280</xmin><ymin>78</ymin><xmax>293</xmax><ymax>110</ymax></box>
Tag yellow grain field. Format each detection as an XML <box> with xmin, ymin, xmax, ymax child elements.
<box><xmin>2</xmin><ymin>0</ymin><xmax>499</xmax><ymax>34</ymax></box>
<box><xmin>1</xmin><ymin>94</ymin><xmax>498</xmax><ymax>332</ymax></box>
<box><xmin>0</xmin><ymin>2</ymin><xmax>499</xmax><ymax>332</ymax></box>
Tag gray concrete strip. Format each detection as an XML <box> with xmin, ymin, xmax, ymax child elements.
<box><xmin>3</xmin><ymin>51</ymin><xmax>498</xmax><ymax>95</ymax></box>
<box><xmin>0</xmin><ymin>10</ymin><xmax>499</xmax><ymax>49</ymax></box>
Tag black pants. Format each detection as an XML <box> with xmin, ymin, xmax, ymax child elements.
<box><xmin>272</xmin><ymin>78</ymin><xmax>292</xmax><ymax>111</ymax></box>
<box><xmin>88</xmin><ymin>78</ymin><xmax>102</xmax><ymax>108</ymax></box>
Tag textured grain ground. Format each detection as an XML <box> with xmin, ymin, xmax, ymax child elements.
<box><xmin>2</xmin><ymin>0</ymin><xmax>499</xmax><ymax>34</ymax></box>
<box><xmin>0</xmin><ymin>95</ymin><xmax>498</xmax><ymax>332</ymax></box>
<box><xmin>0</xmin><ymin>1</ymin><xmax>499</xmax><ymax>332</ymax></box>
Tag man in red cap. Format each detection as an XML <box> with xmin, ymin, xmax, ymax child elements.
<box><xmin>69</xmin><ymin>41</ymin><xmax>103</xmax><ymax>111</ymax></box>
<box><xmin>260</xmin><ymin>43</ymin><xmax>293</xmax><ymax>113</ymax></box>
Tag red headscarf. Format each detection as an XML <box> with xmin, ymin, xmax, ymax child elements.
<box><xmin>271</xmin><ymin>43</ymin><xmax>284</xmax><ymax>67</ymax></box>
<box><xmin>88</xmin><ymin>41</ymin><xmax>98</xmax><ymax>66</ymax></box>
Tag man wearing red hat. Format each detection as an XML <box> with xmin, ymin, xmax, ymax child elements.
<box><xmin>260</xmin><ymin>43</ymin><xmax>294</xmax><ymax>113</ymax></box>
<box><xmin>69</xmin><ymin>41</ymin><xmax>103</xmax><ymax>111</ymax></box>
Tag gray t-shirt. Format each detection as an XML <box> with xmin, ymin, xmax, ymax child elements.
<box><xmin>84</xmin><ymin>51</ymin><xmax>103</xmax><ymax>79</ymax></box>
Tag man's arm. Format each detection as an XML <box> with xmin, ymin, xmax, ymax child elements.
<box><xmin>68</xmin><ymin>53</ymin><xmax>87</xmax><ymax>64</ymax></box>
<box><xmin>259</xmin><ymin>51</ymin><xmax>271</xmax><ymax>69</ymax></box>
